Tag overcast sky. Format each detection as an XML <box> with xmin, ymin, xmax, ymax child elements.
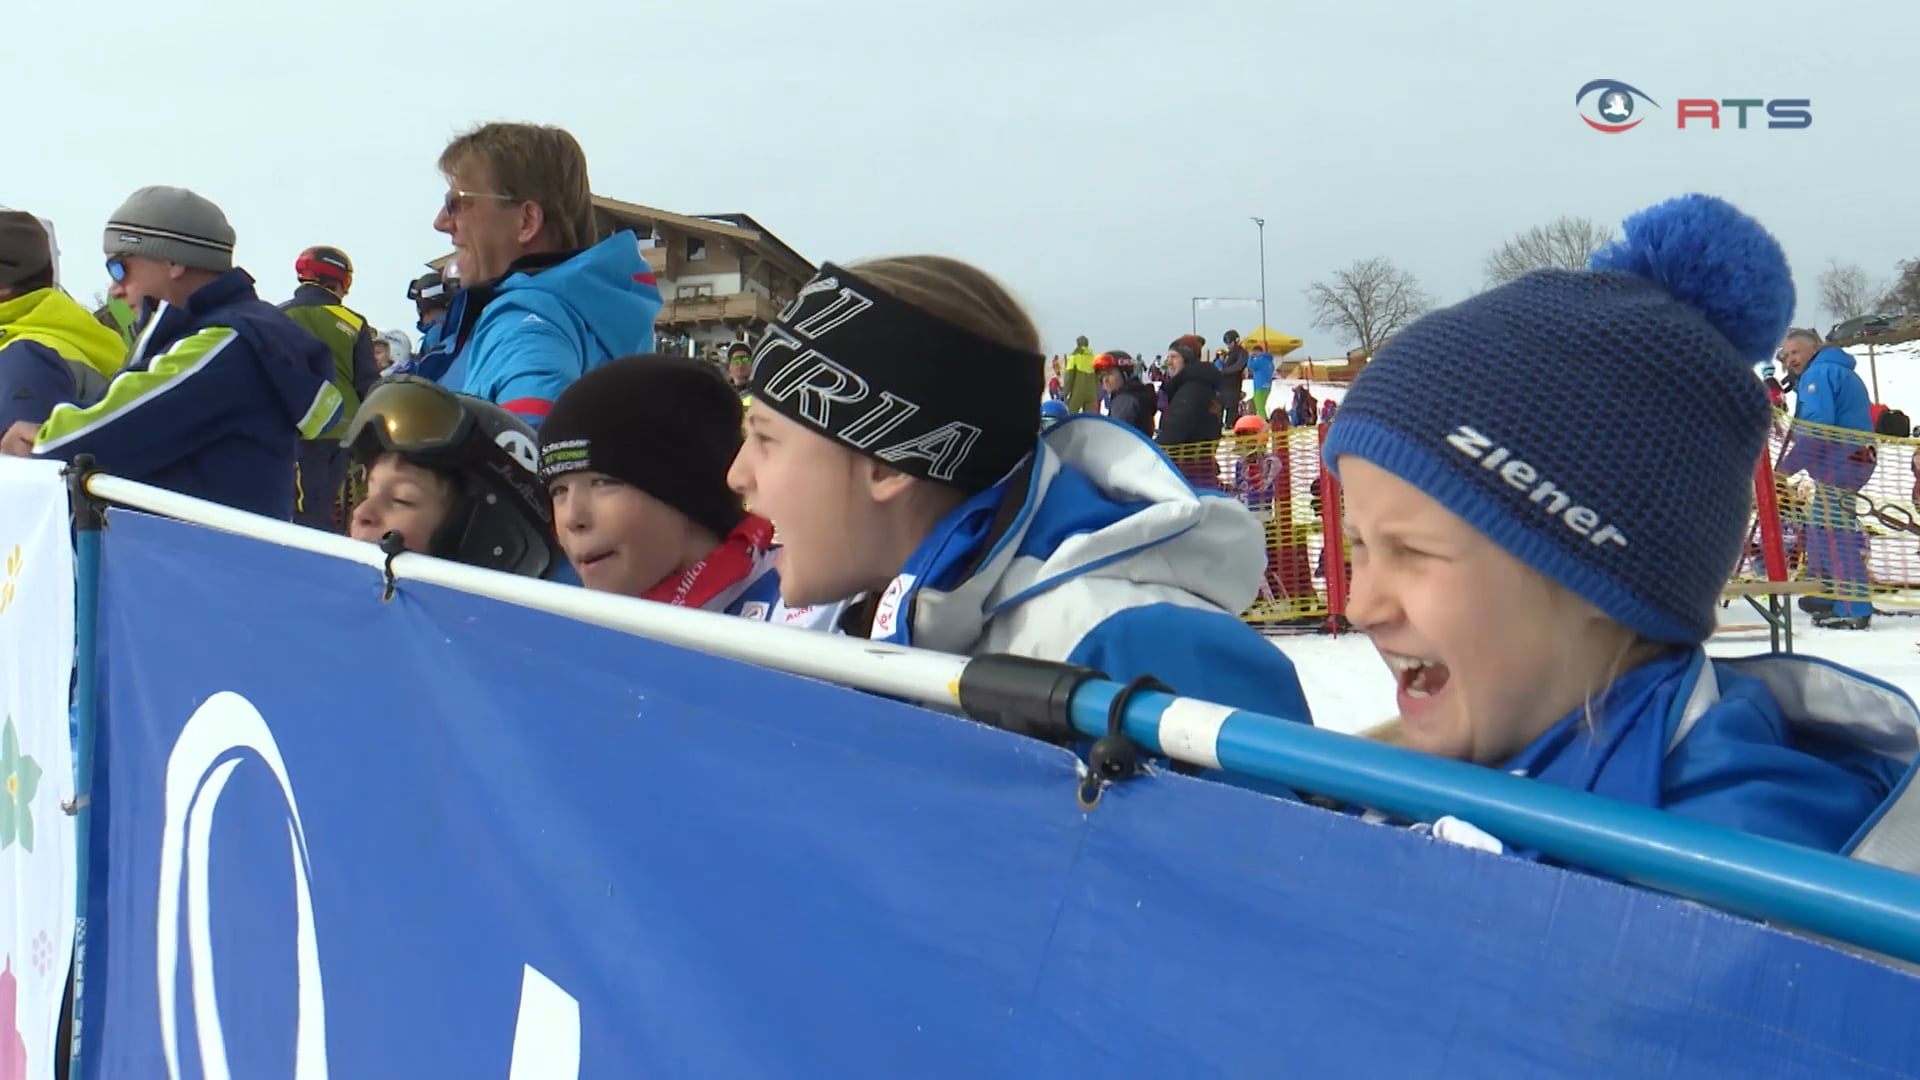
<box><xmin>8</xmin><ymin>0</ymin><xmax>1914</xmax><ymax>360</ymax></box>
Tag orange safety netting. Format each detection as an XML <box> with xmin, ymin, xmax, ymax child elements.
<box><xmin>1159</xmin><ymin>426</ymin><xmax>1347</xmax><ymax>627</ymax></box>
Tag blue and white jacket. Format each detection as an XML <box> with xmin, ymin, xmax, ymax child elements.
<box><xmin>429</xmin><ymin>233</ymin><xmax>663</xmax><ymax>428</ymax></box>
<box><xmin>865</xmin><ymin>414</ymin><xmax>1313</xmax><ymax>726</ymax></box>
<box><xmin>714</xmin><ymin>547</ymin><xmax>846</xmax><ymax>632</ymax></box>
<box><xmin>1481</xmin><ymin>648</ymin><xmax>1917</xmax><ymax>856</ymax></box>
<box><xmin>31</xmin><ymin>270</ymin><xmax>339</xmax><ymax>520</ymax></box>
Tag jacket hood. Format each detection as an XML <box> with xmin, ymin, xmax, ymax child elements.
<box><xmin>905</xmin><ymin>414</ymin><xmax>1266</xmax><ymax>653</ymax></box>
<box><xmin>490</xmin><ymin>231</ymin><xmax>661</xmax><ymax>360</ymax></box>
<box><xmin>1813</xmin><ymin>345</ymin><xmax>1857</xmax><ymax>372</ymax></box>
<box><xmin>0</xmin><ymin>287</ymin><xmax>127</xmax><ymax>378</ymax></box>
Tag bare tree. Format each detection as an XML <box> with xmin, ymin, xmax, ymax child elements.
<box><xmin>1882</xmin><ymin>259</ymin><xmax>1920</xmax><ymax>317</ymax></box>
<box><xmin>1482</xmin><ymin>215</ymin><xmax>1614</xmax><ymax>288</ymax></box>
<box><xmin>1818</xmin><ymin>260</ymin><xmax>1884</xmax><ymax>323</ymax></box>
<box><xmin>1305</xmin><ymin>258</ymin><xmax>1433</xmax><ymax>355</ymax></box>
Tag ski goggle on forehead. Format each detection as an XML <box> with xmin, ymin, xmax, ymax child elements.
<box><xmin>342</xmin><ymin>376</ymin><xmax>471</xmax><ymax>459</ymax></box>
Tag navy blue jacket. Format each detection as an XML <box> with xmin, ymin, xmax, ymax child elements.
<box><xmin>32</xmin><ymin>270</ymin><xmax>341</xmax><ymax>519</ymax></box>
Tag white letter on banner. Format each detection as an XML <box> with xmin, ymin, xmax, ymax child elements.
<box><xmin>507</xmin><ymin>965</ymin><xmax>581</xmax><ymax>1080</ymax></box>
<box><xmin>157</xmin><ymin>692</ymin><xmax>327</xmax><ymax>1079</ymax></box>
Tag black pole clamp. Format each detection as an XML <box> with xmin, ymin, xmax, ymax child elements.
<box><xmin>61</xmin><ymin>454</ymin><xmax>107</xmax><ymax>533</ymax></box>
<box><xmin>1078</xmin><ymin>674</ymin><xmax>1180</xmax><ymax>809</ymax></box>
<box><xmin>378</xmin><ymin>531</ymin><xmax>408</xmax><ymax>602</ymax></box>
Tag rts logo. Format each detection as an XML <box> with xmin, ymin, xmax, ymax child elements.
<box><xmin>1576</xmin><ymin>78</ymin><xmax>1812</xmax><ymax>133</ymax></box>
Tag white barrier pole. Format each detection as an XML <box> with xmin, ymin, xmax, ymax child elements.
<box><xmin>84</xmin><ymin>475</ymin><xmax>970</xmax><ymax>708</ymax></box>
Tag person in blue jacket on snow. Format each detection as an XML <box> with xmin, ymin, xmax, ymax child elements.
<box><xmin>1776</xmin><ymin>327</ymin><xmax>1878</xmax><ymax>628</ymax></box>
<box><xmin>416</xmin><ymin>122</ymin><xmax>662</xmax><ymax>426</ymax></box>
<box><xmin>727</xmin><ymin>255</ymin><xmax>1313</xmax><ymax>736</ymax></box>
<box><xmin>1322</xmin><ymin>193</ymin><xmax>1916</xmax><ymax>856</ymax></box>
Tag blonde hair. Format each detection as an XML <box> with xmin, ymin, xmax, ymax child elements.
<box><xmin>439</xmin><ymin>123</ymin><xmax>597</xmax><ymax>251</ymax></box>
<box><xmin>845</xmin><ymin>255</ymin><xmax>1040</xmax><ymax>355</ymax></box>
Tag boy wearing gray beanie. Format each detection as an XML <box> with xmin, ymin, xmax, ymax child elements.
<box><xmin>0</xmin><ymin>186</ymin><xmax>341</xmax><ymax>521</ymax></box>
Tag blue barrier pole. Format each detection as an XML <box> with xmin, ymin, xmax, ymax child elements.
<box><xmin>1066</xmin><ymin>681</ymin><xmax>1920</xmax><ymax>967</ymax></box>
<box><xmin>66</xmin><ymin>463</ymin><xmax>104</xmax><ymax>1076</ymax></box>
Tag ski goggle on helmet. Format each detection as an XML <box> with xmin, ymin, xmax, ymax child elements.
<box><xmin>345</xmin><ymin>376</ymin><xmax>543</xmax><ymax>485</ymax></box>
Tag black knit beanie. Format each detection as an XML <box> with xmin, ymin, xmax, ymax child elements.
<box><xmin>537</xmin><ymin>355</ymin><xmax>747</xmax><ymax>540</ymax></box>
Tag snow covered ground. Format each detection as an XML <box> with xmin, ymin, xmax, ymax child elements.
<box><xmin>1283</xmin><ymin>602</ymin><xmax>1920</xmax><ymax>735</ymax></box>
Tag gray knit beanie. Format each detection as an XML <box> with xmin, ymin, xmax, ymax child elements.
<box><xmin>102</xmin><ymin>186</ymin><xmax>235</xmax><ymax>272</ymax></box>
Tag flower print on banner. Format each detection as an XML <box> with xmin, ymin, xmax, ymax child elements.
<box><xmin>25</xmin><ymin>936</ymin><xmax>48</xmax><ymax>981</ymax></box>
<box><xmin>0</xmin><ymin>958</ymin><xmax>26</xmax><ymax>1080</ymax></box>
<box><xmin>0</xmin><ymin>717</ymin><xmax>41</xmax><ymax>853</ymax></box>
<box><xmin>0</xmin><ymin>545</ymin><xmax>19</xmax><ymax>615</ymax></box>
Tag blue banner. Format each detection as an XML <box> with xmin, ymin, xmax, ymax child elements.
<box><xmin>84</xmin><ymin>510</ymin><xmax>1920</xmax><ymax>1077</ymax></box>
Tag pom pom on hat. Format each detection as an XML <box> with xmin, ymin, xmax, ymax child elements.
<box><xmin>1588</xmin><ymin>193</ymin><xmax>1795</xmax><ymax>363</ymax></box>
<box><xmin>1321</xmin><ymin>193</ymin><xmax>1784</xmax><ymax>645</ymax></box>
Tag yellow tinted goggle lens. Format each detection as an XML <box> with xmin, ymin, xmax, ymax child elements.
<box><xmin>349</xmin><ymin>378</ymin><xmax>465</xmax><ymax>452</ymax></box>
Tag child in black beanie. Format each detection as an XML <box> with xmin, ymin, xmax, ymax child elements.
<box><xmin>538</xmin><ymin>354</ymin><xmax>842</xmax><ymax>628</ymax></box>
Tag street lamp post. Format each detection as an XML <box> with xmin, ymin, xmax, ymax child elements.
<box><xmin>1251</xmin><ymin>217</ymin><xmax>1268</xmax><ymax>339</ymax></box>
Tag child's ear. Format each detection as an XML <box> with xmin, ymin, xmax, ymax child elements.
<box><xmin>861</xmin><ymin>458</ymin><xmax>918</xmax><ymax>505</ymax></box>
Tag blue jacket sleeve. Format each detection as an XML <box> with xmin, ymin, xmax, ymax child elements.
<box><xmin>0</xmin><ymin>340</ymin><xmax>80</xmax><ymax>431</ymax></box>
<box><xmin>1066</xmin><ymin>603</ymin><xmax>1313</xmax><ymax>799</ymax></box>
<box><xmin>467</xmin><ymin>315</ymin><xmax>582</xmax><ymax>429</ymax></box>
<box><xmin>1066</xmin><ymin>603</ymin><xmax>1313</xmax><ymax>723</ymax></box>
<box><xmin>34</xmin><ymin>326</ymin><xmax>334</xmax><ymax>472</ymax></box>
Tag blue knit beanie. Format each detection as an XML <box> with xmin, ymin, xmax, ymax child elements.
<box><xmin>1322</xmin><ymin>194</ymin><xmax>1794</xmax><ymax>644</ymax></box>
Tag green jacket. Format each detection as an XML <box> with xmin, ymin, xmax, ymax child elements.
<box><xmin>280</xmin><ymin>282</ymin><xmax>377</xmax><ymax>440</ymax></box>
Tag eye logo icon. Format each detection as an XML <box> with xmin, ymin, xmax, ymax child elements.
<box><xmin>1576</xmin><ymin>79</ymin><xmax>1659</xmax><ymax>133</ymax></box>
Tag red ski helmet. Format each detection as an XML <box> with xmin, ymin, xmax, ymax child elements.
<box><xmin>295</xmin><ymin>245</ymin><xmax>353</xmax><ymax>292</ymax></box>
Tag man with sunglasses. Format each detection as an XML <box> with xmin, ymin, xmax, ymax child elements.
<box><xmin>0</xmin><ymin>186</ymin><xmax>341</xmax><ymax>522</ymax></box>
<box><xmin>419</xmin><ymin>122</ymin><xmax>662</xmax><ymax>429</ymax></box>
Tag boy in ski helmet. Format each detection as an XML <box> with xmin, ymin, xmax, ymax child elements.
<box><xmin>1039</xmin><ymin>398</ymin><xmax>1069</xmax><ymax>431</ymax></box>
<box><xmin>729</xmin><ymin>255</ymin><xmax>1312</xmax><ymax>735</ymax></box>
<box><xmin>539</xmin><ymin>355</ymin><xmax>840</xmax><ymax>627</ymax></box>
<box><xmin>1323</xmin><ymin>193</ymin><xmax>1914</xmax><ymax>854</ymax></box>
<box><xmin>343</xmin><ymin>375</ymin><xmax>566</xmax><ymax>579</ymax></box>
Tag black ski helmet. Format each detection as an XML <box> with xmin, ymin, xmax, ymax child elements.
<box><xmin>344</xmin><ymin>376</ymin><xmax>563</xmax><ymax>578</ymax></box>
<box><xmin>407</xmin><ymin>269</ymin><xmax>452</xmax><ymax>311</ymax></box>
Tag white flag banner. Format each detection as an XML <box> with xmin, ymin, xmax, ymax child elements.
<box><xmin>0</xmin><ymin>459</ymin><xmax>77</xmax><ymax>1079</ymax></box>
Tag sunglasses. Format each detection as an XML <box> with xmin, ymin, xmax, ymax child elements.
<box><xmin>442</xmin><ymin>189</ymin><xmax>519</xmax><ymax>218</ymax></box>
<box><xmin>105</xmin><ymin>255</ymin><xmax>127</xmax><ymax>283</ymax></box>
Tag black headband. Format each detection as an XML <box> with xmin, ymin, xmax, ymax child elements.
<box><xmin>747</xmin><ymin>262</ymin><xmax>1044</xmax><ymax>493</ymax></box>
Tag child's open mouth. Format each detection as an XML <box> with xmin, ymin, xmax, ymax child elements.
<box><xmin>1384</xmin><ymin>653</ymin><xmax>1451</xmax><ymax>712</ymax></box>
